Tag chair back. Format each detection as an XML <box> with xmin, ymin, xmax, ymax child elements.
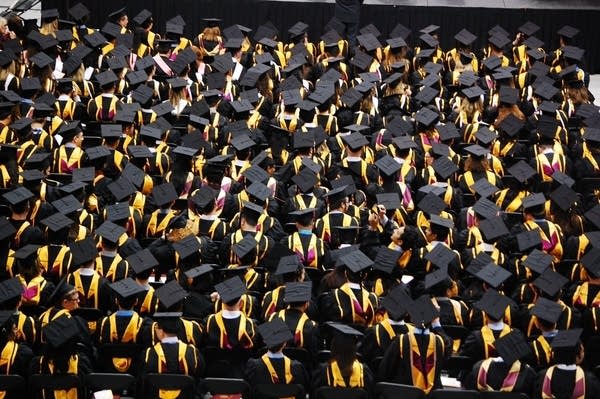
<box><xmin>144</xmin><ymin>373</ymin><xmax>195</xmax><ymax>399</ymax></box>
<box><xmin>254</xmin><ymin>383</ymin><xmax>305</xmax><ymax>399</ymax></box>
<box><xmin>315</xmin><ymin>386</ymin><xmax>369</xmax><ymax>399</ymax></box>
<box><xmin>0</xmin><ymin>375</ymin><xmax>26</xmax><ymax>396</ymax></box>
<box><xmin>85</xmin><ymin>373</ymin><xmax>136</xmax><ymax>397</ymax></box>
<box><xmin>480</xmin><ymin>392</ymin><xmax>529</xmax><ymax>399</ymax></box>
<box><xmin>29</xmin><ymin>374</ymin><xmax>81</xmax><ymax>398</ymax></box>
<box><xmin>375</xmin><ymin>382</ymin><xmax>425</xmax><ymax>399</ymax></box>
<box><xmin>204</xmin><ymin>377</ymin><xmax>250</xmax><ymax>397</ymax></box>
<box><xmin>428</xmin><ymin>389</ymin><xmax>481</xmax><ymax>399</ymax></box>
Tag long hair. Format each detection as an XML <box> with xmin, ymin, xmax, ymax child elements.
<box><xmin>463</xmin><ymin>156</ymin><xmax>489</xmax><ymax>173</ymax></box>
<box><xmin>201</xmin><ymin>27</ymin><xmax>221</xmax><ymax>42</ymax></box>
<box><xmin>0</xmin><ymin>61</ymin><xmax>16</xmax><ymax>81</ymax></box>
<box><xmin>330</xmin><ymin>334</ymin><xmax>358</xmax><ymax>380</ymax></box>
<box><xmin>565</xmin><ymin>86</ymin><xmax>590</xmax><ymax>106</ymax></box>
<box><xmin>494</xmin><ymin>104</ymin><xmax>525</xmax><ymax>125</ymax></box>
<box><xmin>458</xmin><ymin>97</ymin><xmax>483</xmax><ymax>122</ymax></box>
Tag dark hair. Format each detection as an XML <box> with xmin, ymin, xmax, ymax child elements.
<box><xmin>330</xmin><ymin>334</ymin><xmax>358</xmax><ymax>380</ymax></box>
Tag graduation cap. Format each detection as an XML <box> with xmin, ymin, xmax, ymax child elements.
<box><xmin>415</xmin><ymin>107</ymin><xmax>439</xmax><ymax>127</ymax></box>
<box><xmin>518</xmin><ymin>21</ymin><xmax>540</xmax><ymax>36</ymax></box>
<box><xmin>375</xmin><ymin>155</ymin><xmax>401</xmax><ymax>177</ymax></box>
<box><xmin>258</xmin><ymin>318</ymin><xmax>293</xmax><ymax>348</ymax></box>
<box><xmin>409</xmin><ymin>295</ymin><xmax>440</xmax><ymax>327</ymax></box>
<box><xmin>533</xmin><ymin>268</ymin><xmax>568</xmax><ymax>297</ymax></box>
<box><xmin>562</xmin><ymin>46</ymin><xmax>585</xmax><ymax>62</ymax></box>
<box><xmin>390</xmin><ymin>23</ymin><xmax>411</xmax><ymax>40</ymax></box>
<box><xmin>104</xmin><ymin>202</ymin><xmax>129</xmax><ymax>223</ymax></box>
<box><xmin>3</xmin><ymin>187</ymin><xmax>33</xmax><ymax>206</ymax></box>
<box><xmin>68</xmin><ymin>3</ymin><xmax>90</xmax><ymax>22</ymax></box>
<box><xmin>275</xmin><ymin>254</ymin><xmax>302</xmax><ymax>276</ymax></box>
<box><xmin>471</xmin><ymin>179</ymin><xmax>498</xmax><ymax>200</ymax></box>
<box><xmin>127</xmin><ymin>248</ymin><xmax>158</xmax><ymax>275</ymax></box>
<box><xmin>475</xmin><ymin>289</ymin><xmax>511</xmax><ymax>320</ymax></box>
<box><xmin>417</xmin><ymin>192</ymin><xmax>447</xmax><ymax>216</ymax></box>
<box><xmin>184</xmin><ymin>264</ymin><xmax>214</xmax><ymax>280</ymax></box>
<box><xmin>133</xmin><ymin>9</ymin><xmax>152</xmax><ymax>25</ymax></box>
<box><xmin>551</xmin><ymin>329</ymin><xmax>583</xmax><ymax>350</ymax></box>
<box><xmin>327</xmin><ymin>321</ymin><xmax>364</xmax><ymax>338</ymax></box>
<box><xmin>482</xmin><ymin>56</ymin><xmax>502</xmax><ymax>72</ymax></box>
<box><xmin>288</xmin><ymin>21</ymin><xmax>309</xmax><ymax>39</ymax></box>
<box><xmin>580</xmin><ymin>247</ymin><xmax>600</xmax><ymax>278</ymax></box>
<box><xmin>506</xmin><ymin>160</ymin><xmax>536</xmax><ymax>184</ymax></box>
<box><xmin>523</xmin><ymin>35</ymin><xmax>544</xmax><ymax>50</ymax></box>
<box><xmin>284</xmin><ymin>281</ymin><xmax>312</xmax><ymax>303</ymax></box>
<box><xmin>520</xmin><ymin>249</ymin><xmax>552</xmax><ymax>275</ymax></box>
<box><xmin>414</xmin><ymin>86</ymin><xmax>438</xmax><ymax>105</ymax></box>
<box><xmin>190</xmin><ymin>186</ymin><xmax>217</xmax><ymax>210</ymax></box>
<box><xmin>356</xmin><ymin>33</ymin><xmax>382</xmax><ymax>52</ymax></box>
<box><xmin>429</xmin><ymin>214</ymin><xmax>454</xmax><ymax>232</ymax></box>
<box><xmin>458</xmin><ymin>71</ymin><xmax>478</xmax><ymax>87</ymax></box>
<box><xmin>0</xmin><ymin>217</ymin><xmax>16</xmax><ymax>241</ymax></box>
<box><xmin>516</xmin><ymin>229</ymin><xmax>542</xmax><ymax>252</ymax></box>
<box><xmin>69</xmin><ymin>237</ymin><xmax>97</xmax><ymax>266</ymax></box>
<box><xmin>232</xmin><ymin>233</ymin><xmax>258</xmax><ymax>260</ymax></box>
<box><xmin>419</xmin><ymin>33</ymin><xmax>439</xmax><ymax>49</ymax></box>
<box><xmin>110</xmin><ymin>277</ymin><xmax>145</xmax><ymax>300</ymax></box>
<box><xmin>370</xmin><ymin>247</ymin><xmax>400</xmax><ymax>275</ymax></box>
<box><xmin>43</xmin><ymin>316</ymin><xmax>79</xmax><ymax>348</ymax></box>
<box><xmin>432</xmin><ymin>157</ymin><xmax>458</xmax><ymax>180</ymax></box>
<box><xmin>95</xmin><ymin>70</ymin><xmax>119</xmax><ymax>88</ymax></box>
<box><xmin>155</xmin><ymin>280</ymin><xmax>188</xmax><ymax>310</ymax></box>
<box><xmin>475</xmin><ymin>263</ymin><xmax>512</xmax><ymax>288</ymax></box>
<box><xmin>387</xmin><ymin>37</ymin><xmax>407</xmax><ymax>50</ymax></box>
<box><xmin>342</xmin><ymin>132</ymin><xmax>369</xmax><ymax>151</ymax></box>
<box><xmin>454</xmin><ymin>28</ymin><xmax>477</xmax><ymax>46</ymax></box>
<box><xmin>108</xmin><ymin>7</ymin><xmax>127</xmax><ymax>22</ymax></box>
<box><xmin>152</xmin><ymin>182</ymin><xmax>178</xmax><ymax>207</ymax></box>
<box><xmin>373</xmin><ymin>192</ymin><xmax>401</xmax><ymax>210</ymax></box>
<box><xmin>550</xmin><ymin>184</ymin><xmax>578</xmax><ymax>212</ymax></box>
<box><xmin>95</xmin><ymin>221</ymin><xmax>127</xmax><ymax>245</ymax></box>
<box><xmin>530</xmin><ymin>297</ymin><xmax>563</xmax><ymax>324</ymax></box>
<box><xmin>85</xmin><ymin>146</ymin><xmax>111</xmax><ymax>162</ymax></box>
<box><xmin>489</xmin><ymin>34</ymin><xmax>510</xmax><ymax>49</ymax></box>
<box><xmin>495</xmin><ymin>330</ymin><xmax>531</xmax><ymax>364</ymax></box>
<box><xmin>381</xmin><ymin>283</ymin><xmax>412</xmax><ymax>320</ymax></box>
<box><xmin>50</xmin><ymin>194</ymin><xmax>80</xmax><ymax>216</ymax></box>
<box><xmin>246</xmin><ymin>182</ymin><xmax>271</xmax><ymax>203</ymax></box>
<box><xmin>30</xmin><ymin>52</ymin><xmax>54</xmax><ymax>69</ymax></box>
<box><xmin>425</xmin><ymin>268</ymin><xmax>451</xmax><ymax>290</ymax></box>
<box><xmin>557</xmin><ymin>25</ymin><xmax>579</xmax><ymax>39</ymax></box>
<box><xmin>522</xmin><ymin>192</ymin><xmax>545</xmax><ymax>211</ymax></box>
<box><xmin>424</xmin><ymin>243</ymin><xmax>456</xmax><ymax>268</ymax></box>
<box><xmin>462</xmin><ymin>85</ymin><xmax>484</xmax><ymax>101</ymax></box>
<box><xmin>339</xmin><ymin>249</ymin><xmax>373</xmax><ymax>273</ymax></box>
<box><xmin>499</xmin><ymin>87</ymin><xmax>519</xmax><ymax>105</ymax></box>
<box><xmin>0</xmin><ymin>278</ymin><xmax>23</xmax><ymax>304</ymax></box>
<box><xmin>215</xmin><ymin>276</ymin><xmax>246</xmax><ymax>303</ymax></box>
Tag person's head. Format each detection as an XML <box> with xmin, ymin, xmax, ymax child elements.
<box><xmin>154</xmin><ymin>314</ymin><xmax>179</xmax><ymax>338</ymax></box>
<box><xmin>60</xmin><ymin>288</ymin><xmax>80</xmax><ymax>311</ymax></box>
<box><xmin>426</xmin><ymin>223</ymin><xmax>449</xmax><ymax>243</ymax></box>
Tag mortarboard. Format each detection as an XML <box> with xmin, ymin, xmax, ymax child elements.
<box><xmin>0</xmin><ymin>278</ymin><xmax>23</xmax><ymax>304</ymax></box>
<box><xmin>518</xmin><ymin>21</ymin><xmax>540</xmax><ymax>36</ymax></box>
<box><xmin>495</xmin><ymin>330</ymin><xmax>531</xmax><ymax>364</ymax></box>
<box><xmin>215</xmin><ymin>276</ymin><xmax>246</xmax><ymax>303</ymax></box>
<box><xmin>551</xmin><ymin>329</ymin><xmax>583</xmax><ymax>350</ymax></box>
<box><xmin>108</xmin><ymin>7</ymin><xmax>127</xmax><ymax>22</ymax></box>
<box><xmin>356</xmin><ymin>33</ymin><xmax>381</xmax><ymax>52</ymax></box>
<box><xmin>516</xmin><ymin>229</ymin><xmax>542</xmax><ymax>252</ymax></box>
<box><xmin>557</xmin><ymin>25</ymin><xmax>579</xmax><ymax>39</ymax></box>
<box><xmin>417</xmin><ymin>192</ymin><xmax>447</xmax><ymax>215</ymax></box>
<box><xmin>531</xmin><ymin>297</ymin><xmax>563</xmax><ymax>324</ymax></box>
<box><xmin>533</xmin><ymin>268</ymin><xmax>568</xmax><ymax>297</ymax></box>
<box><xmin>3</xmin><ymin>187</ymin><xmax>33</xmax><ymax>206</ymax></box>
<box><xmin>550</xmin><ymin>184</ymin><xmax>578</xmax><ymax>212</ymax></box>
<box><xmin>127</xmin><ymin>248</ymin><xmax>159</xmax><ymax>275</ymax></box>
<box><xmin>152</xmin><ymin>102</ymin><xmax>175</xmax><ymax>118</ymax></box>
<box><xmin>288</xmin><ymin>21</ymin><xmax>309</xmax><ymax>39</ymax></box>
<box><xmin>425</xmin><ymin>268</ymin><xmax>450</xmax><ymax>290</ymax></box>
<box><xmin>432</xmin><ymin>157</ymin><xmax>458</xmax><ymax>180</ymax></box>
<box><xmin>381</xmin><ymin>284</ymin><xmax>412</xmax><ymax>319</ymax></box>
<box><xmin>342</xmin><ymin>132</ymin><xmax>369</xmax><ymax>151</ymax></box>
<box><xmin>51</xmin><ymin>195</ymin><xmax>81</xmax><ymax>215</ymax></box>
<box><xmin>327</xmin><ymin>321</ymin><xmax>363</xmax><ymax>338</ymax></box>
<box><xmin>104</xmin><ymin>202</ymin><xmax>129</xmax><ymax>223</ymax></box>
<box><xmin>10</xmin><ymin>117</ymin><xmax>32</xmax><ymax>132</ymax></box>
<box><xmin>340</xmin><ymin>88</ymin><xmax>362</xmax><ymax>108</ymax></box>
<box><xmin>43</xmin><ymin>316</ymin><xmax>79</xmax><ymax>348</ymax></box>
<box><xmin>462</xmin><ymin>86</ymin><xmax>484</xmax><ymax>100</ymax></box>
<box><xmin>69</xmin><ymin>237</ymin><xmax>97</xmax><ymax>266</ymax></box>
<box><xmin>489</xmin><ymin>34</ymin><xmax>510</xmax><ymax>49</ymax></box>
<box><xmin>291</xmin><ymin>169</ymin><xmax>318</xmax><ymax>193</ymax></box>
<box><xmin>376</xmin><ymin>192</ymin><xmax>402</xmax><ymax>210</ymax></box>
<box><xmin>475</xmin><ymin>263</ymin><xmax>512</xmax><ymax>288</ymax></box>
<box><xmin>415</xmin><ymin>107</ymin><xmax>439</xmax><ymax>127</ymax></box>
<box><xmin>156</xmin><ymin>280</ymin><xmax>188</xmax><ymax>310</ymax></box>
<box><xmin>479</xmin><ymin>216</ymin><xmax>509</xmax><ymax>243</ymax></box>
<box><xmin>562</xmin><ymin>46</ymin><xmax>585</xmax><ymax>62</ymax></box>
<box><xmin>475</xmin><ymin>127</ymin><xmax>497</xmax><ymax>146</ymax></box>
<box><xmin>523</xmin><ymin>36</ymin><xmax>544</xmax><ymax>50</ymax></box>
<box><xmin>475</xmin><ymin>289</ymin><xmax>511</xmax><ymax>320</ymax></box>
<box><xmin>458</xmin><ymin>71</ymin><xmax>478</xmax><ymax>87</ymax></box>
<box><xmin>507</xmin><ymin>160</ymin><xmax>536</xmax><ymax>183</ymax></box>
<box><xmin>152</xmin><ymin>182</ymin><xmax>178</xmax><ymax>207</ymax></box>
<box><xmin>133</xmin><ymin>9</ymin><xmax>152</xmax><ymax>25</ymax></box>
<box><xmin>96</xmin><ymin>220</ymin><xmax>127</xmax><ymax>244</ymax></box>
<box><xmin>373</xmin><ymin>247</ymin><xmax>401</xmax><ymax>275</ymax></box>
<box><xmin>482</xmin><ymin>56</ymin><xmax>502</xmax><ymax>71</ymax></box>
<box><xmin>430</xmin><ymin>214</ymin><xmax>454</xmax><ymax>230</ymax></box>
<box><xmin>39</xmin><ymin>212</ymin><xmax>74</xmax><ymax>233</ymax></box>
<box><xmin>471</xmin><ymin>179</ymin><xmax>498</xmax><ymax>199</ymax></box>
<box><xmin>390</xmin><ymin>23</ymin><xmax>411</xmax><ymax>40</ymax></box>
<box><xmin>284</xmin><ymin>281</ymin><xmax>312</xmax><ymax>303</ymax></box>
<box><xmin>454</xmin><ymin>28</ymin><xmax>477</xmax><ymax>46</ymax></box>
<box><xmin>258</xmin><ymin>318</ymin><xmax>293</xmax><ymax>348</ymax></box>
<box><xmin>580</xmin><ymin>247</ymin><xmax>600</xmax><ymax>278</ymax></box>
<box><xmin>419</xmin><ymin>33</ymin><xmax>438</xmax><ymax>48</ymax></box>
<box><xmin>409</xmin><ymin>295</ymin><xmax>440</xmax><ymax>327</ymax></box>
<box><xmin>30</xmin><ymin>52</ymin><xmax>53</xmax><ymax>69</ymax></box>
<box><xmin>185</xmin><ymin>264</ymin><xmax>214</xmax><ymax>279</ymax></box>
<box><xmin>246</xmin><ymin>182</ymin><xmax>271</xmax><ymax>202</ymax></box>
<box><xmin>0</xmin><ymin>217</ymin><xmax>16</xmax><ymax>240</ymax></box>
<box><xmin>499</xmin><ymin>87</ymin><xmax>519</xmax><ymax>105</ymax></box>
<box><xmin>424</xmin><ymin>243</ymin><xmax>455</xmax><ymax>268</ymax></box>
<box><xmin>110</xmin><ymin>278</ymin><xmax>145</xmax><ymax>300</ymax></box>
<box><xmin>68</xmin><ymin>3</ymin><xmax>90</xmax><ymax>21</ymax></box>
<box><xmin>420</xmin><ymin>24</ymin><xmax>440</xmax><ymax>34</ymax></box>
<box><xmin>414</xmin><ymin>86</ymin><xmax>438</xmax><ymax>105</ymax></box>
<box><xmin>41</xmin><ymin>9</ymin><xmax>59</xmax><ymax>20</ymax></box>
<box><xmin>191</xmin><ymin>186</ymin><xmax>217</xmax><ymax>210</ymax></box>
<box><xmin>522</xmin><ymin>249</ymin><xmax>553</xmax><ymax>274</ymax></box>
<box><xmin>232</xmin><ymin>233</ymin><xmax>258</xmax><ymax>260</ymax></box>
<box><xmin>275</xmin><ymin>254</ymin><xmax>302</xmax><ymax>275</ymax></box>
<box><xmin>339</xmin><ymin>249</ymin><xmax>373</xmax><ymax>273</ymax></box>
<box><xmin>387</xmin><ymin>37</ymin><xmax>407</xmax><ymax>49</ymax></box>
<box><xmin>85</xmin><ymin>146</ymin><xmax>111</xmax><ymax>162</ymax></box>
<box><xmin>375</xmin><ymin>155</ymin><xmax>401</xmax><ymax>176</ymax></box>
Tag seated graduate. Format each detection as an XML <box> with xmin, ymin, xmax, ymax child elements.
<box><xmin>465</xmin><ymin>330</ymin><xmax>536</xmax><ymax>395</ymax></box>
<box><xmin>244</xmin><ymin>318</ymin><xmax>309</xmax><ymax>388</ymax></box>
<box><xmin>0</xmin><ymin>311</ymin><xmax>33</xmax><ymax>398</ymax></box>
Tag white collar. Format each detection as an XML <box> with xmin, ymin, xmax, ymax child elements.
<box><xmin>266</xmin><ymin>351</ymin><xmax>284</xmax><ymax>358</ymax></box>
<box><xmin>161</xmin><ymin>336</ymin><xmax>179</xmax><ymax>344</ymax></box>
<box><xmin>388</xmin><ymin>319</ymin><xmax>405</xmax><ymax>326</ymax></box>
<box><xmin>345</xmin><ymin>156</ymin><xmax>362</xmax><ymax>162</ymax></box>
<box><xmin>557</xmin><ymin>364</ymin><xmax>577</xmax><ymax>371</ymax></box>
<box><xmin>480</xmin><ymin>243</ymin><xmax>494</xmax><ymax>252</ymax></box>
<box><xmin>414</xmin><ymin>327</ymin><xmax>430</xmax><ymax>335</ymax></box>
<box><xmin>78</xmin><ymin>267</ymin><xmax>95</xmax><ymax>276</ymax></box>
<box><xmin>58</xmin><ymin>94</ymin><xmax>70</xmax><ymax>101</ymax></box>
<box><xmin>347</xmin><ymin>282</ymin><xmax>361</xmax><ymax>289</ymax></box>
<box><xmin>221</xmin><ymin>309</ymin><xmax>241</xmax><ymax>319</ymax></box>
<box><xmin>101</xmin><ymin>93</ymin><xmax>115</xmax><ymax>98</ymax></box>
<box><xmin>430</xmin><ymin>241</ymin><xmax>442</xmax><ymax>248</ymax></box>
<box><xmin>542</xmin><ymin>147</ymin><xmax>554</xmax><ymax>155</ymax></box>
<box><xmin>200</xmin><ymin>214</ymin><xmax>218</xmax><ymax>220</ymax></box>
<box><xmin>100</xmin><ymin>250</ymin><xmax>117</xmax><ymax>258</ymax></box>
<box><xmin>487</xmin><ymin>321</ymin><xmax>505</xmax><ymax>330</ymax></box>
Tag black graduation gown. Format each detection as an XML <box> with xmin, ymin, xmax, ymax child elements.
<box><xmin>533</xmin><ymin>367</ymin><xmax>600</xmax><ymax>399</ymax></box>
<box><xmin>361</xmin><ymin>320</ymin><xmax>410</xmax><ymax>361</ymax></box>
<box><xmin>270</xmin><ymin>308</ymin><xmax>319</xmax><ymax>355</ymax></box>
<box><xmin>311</xmin><ymin>361</ymin><xmax>374</xmax><ymax>398</ymax></box>
<box><xmin>465</xmin><ymin>359</ymin><xmax>537</xmax><ymax>395</ymax></box>
<box><xmin>460</xmin><ymin>325</ymin><xmax>512</xmax><ymax>363</ymax></box>
<box><xmin>244</xmin><ymin>355</ymin><xmax>309</xmax><ymax>388</ymax></box>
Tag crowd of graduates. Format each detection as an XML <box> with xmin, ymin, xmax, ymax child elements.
<box><xmin>0</xmin><ymin>2</ymin><xmax>599</xmax><ymax>399</ymax></box>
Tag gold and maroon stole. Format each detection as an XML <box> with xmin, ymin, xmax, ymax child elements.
<box><xmin>542</xmin><ymin>365</ymin><xmax>586</xmax><ymax>399</ymax></box>
<box><xmin>477</xmin><ymin>359</ymin><xmax>521</xmax><ymax>392</ymax></box>
<box><xmin>481</xmin><ymin>324</ymin><xmax>511</xmax><ymax>358</ymax></box>
<box><xmin>401</xmin><ymin>333</ymin><xmax>437</xmax><ymax>394</ymax></box>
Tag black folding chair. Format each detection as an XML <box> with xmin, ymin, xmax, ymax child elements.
<box><xmin>428</xmin><ymin>389</ymin><xmax>480</xmax><ymax>399</ymax></box>
<box><xmin>480</xmin><ymin>392</ymin><xmax>529</xmax><ymax>399</ymax></box>
<box><xmin>254</xmin><ymin>383</ymin><xmax>305</xmax><ymax>399</ymax></box>
<box><xmin>144</xmin><ymin>373</ymin><xmax>195</xmax><ymax>399</ymax></box>
<box><xmin>204</xmin><ymin>377</ymin><xmax>250</xmax><ymax>397</ymax></box>
<box><xmin>29</xmin><ymin>374</ymin><xmax>81</xmax><ymax>399</ymax></box>
<box><xmin>444</xmin><ymin>355</ymin><xmax>475</xmax><ymax>379</ymax></box>
<box><xmin>203</xmin><ymin>347</ymin><xmax>253</xmax><ymax>378</ymax></box>
<box><xmin>315</xmin><ymin>386</ymin><xmax>369</xmax><ymax>399</ymax></box>
<box><xmin>85</xmin><ymin>373</ymin><xmax>136</xmax><ymax>398</ymax></box>
<box><xmin>0</xmin><ymin>375</ymin><xmax>26</xmax><ymax>397</ymax></box>
<box><xmin>375</xmin><ymin>382</ymin><xmax>425</xmax><ymax>399</ymax></box>
<box><xmin>97</xmin><ymin>344</ymin><xmax>144</xmax><ymax>375</ymax></box>
<box><xmin>283</xmin><ymin>347</ymin><xmax>313</xmax><ymax>370</ymax></box>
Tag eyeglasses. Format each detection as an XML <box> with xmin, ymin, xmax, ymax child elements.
<box><xmin>66</xmin><ymin>296</ymin><xmax>80</xmax><ymax>302</ymax></box>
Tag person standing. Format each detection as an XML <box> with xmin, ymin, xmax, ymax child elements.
<box><xmin>335</xmin><ymin>0</ymin><xmax>363</xmax><ymax>51</ymax></box>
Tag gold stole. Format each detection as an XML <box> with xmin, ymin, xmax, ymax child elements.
<box><xmin>108</xmin><ymin>313</ymin><xmax>141</xmax><ymax>372</ymax></box>
<box><xmin>335</xmin><ymin>284</ymin><xmax>373</xmax><ymax>325</ymax></box>
<box><xmin>542</xmin><ymin>366</ymin><xmax>585</xmax><ymax>399</ymax></box>
<box><xmin>261</xmin><ymin>354</ymin><xmax>293</xmax><ymax>384</ymax></box>
<box><xmin>481</xmin><ymin>325</ymin><xmax>511</xmax><ymax>358</ymax></box>
<box><xmin>153</xmin><ymin>342</ymin><xmax>188</xmax><ymax>399</ymax></box>
<box><xmin>212</xmin><ymin>312</ymin><xmax>253</xmax><ymax>349</ymax></box>
<box><xmin>477</xmin><ymin>358</ymin><xmax>521</xmax><ymax>392</ymax></box>
<box><xmin>405</xmin><ymin>333</ymin><xmax>437</xmax><ymax>394</ymax></box>
<box><xmin>326</xmin><ymin>360</ymin><xmax>364</xmax><ymax>388</ymax></box>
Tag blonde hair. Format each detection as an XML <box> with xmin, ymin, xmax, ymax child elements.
<box><xmin>40</xmin><ymin>19</ymin><xmax>58</xmax><ymax>36</ymax></box>
<box><xmin>201</xmin><ymin>27</ymin><xmax>221</xmax><ymax>42</ymax></box>
<box><xmin>459</xmin><ymin>97</ymin><xmax>483</xmax><ymax>121</ymax></box>
<box><xmin>169</xmin><ymin>88</ymin><xmax>187</xmax><ymax>114</ymax></box>
<box><xmin>0</xmin><ymin>61</ymin><xmax>16</xmax><ymax>81</ymax></box>
<box><xmin>565</xmin><ymin>86</ymin><xmax>590</xmax><ymax>106</ymax></box>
